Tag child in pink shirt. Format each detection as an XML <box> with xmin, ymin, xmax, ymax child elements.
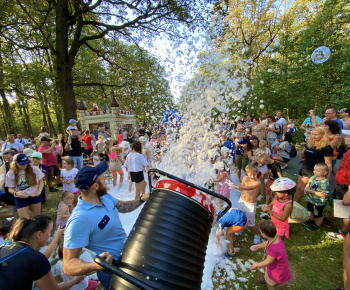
<box><xmin>262</xmin><ymin>177</ymin><xmax>295</xmax><ymax>240</ymax></box>
<box><xmin>250</xmin><ymin>220</ymin><xmax>292</xmax><ymax>288</ymax></box>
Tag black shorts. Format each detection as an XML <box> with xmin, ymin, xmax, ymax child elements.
<box><xmin>307</xmin><ymin>202</ymin><xmax>325</xmax><ymax>218</ymax></box>
<box><xmin>130</xmin><ymin>171</ymin><xmax>144</xmax><ymax>183</ymax></box>
<box><xmin>333</xmin><ymin>184</ymin><xmax>348</xmax><ymax>200</ymax></box>
<box><xmin>299</xmin><ymin>168</ymin><xmax>314</xmax><ymax>178</ymax></box>
<box><xmin>15</xmin><ymin>195</ymin><xmax>42</xmax><ymax>209</ymax></box>
<box><xmin>46</xmin><ymin>165</ymin><xmax>60</xmax><ymax>181</ymax></box>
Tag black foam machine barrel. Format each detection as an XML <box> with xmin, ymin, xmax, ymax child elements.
<box><xmin>94</xmin><ymin>169</ymin><xmax>231</xmax><ymax>290</ymax></box>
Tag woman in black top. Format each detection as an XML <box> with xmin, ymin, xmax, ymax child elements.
<box><xmin>0</xmin><ymin>216</ymin><xmax>82</xmax><ymax>290</ymax></box>
<box><xmin>294</xmin><ymin>127</ymin><xmax>333</xmax><ymax>202</ymax></box>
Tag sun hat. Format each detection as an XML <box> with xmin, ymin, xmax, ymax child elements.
<box><xmin>23</xmin><ymin>148</ymin><xmax>36</xmax><ymax>157</ymax></box>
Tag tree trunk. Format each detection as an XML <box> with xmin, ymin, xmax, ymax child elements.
<box><xmin>55</xmin><ymin>0</ymin><xmax>77</xmax><ymax>129</ymax></box>
<box><xmin>46</xmin><ymin>50</ymin><xmax>64</xmax><ymax>135</ymax></box>
<box><xmin>0</xmin><ymin>42</ymin><xmax>14</xmax><ymax>134</ymax></box>
<box><xmin>44</xmin><ymin>104</ymin><xmax>57</xmax><ymax>137</ymax></box>
<box><xmin>18</xmin><ymin>106</ymin><xmax>29</xmax><ymax>137</ymax></box>
<box><xmin>23</xmin><ymin>106</ymin><xmax>33</xmax><ymax>135</ymax></box>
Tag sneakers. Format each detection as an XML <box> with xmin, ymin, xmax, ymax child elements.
<box><xmin>260</xmin><ymin>213</ymin><xmax>270</xmax><ymax>220</ymax></box>
<box><xmin>225</xmin><ymin>250</ymin><xmax>236</xmax><ymax>258</ymax></box>
<box><xmin>303</xmin><ymin>219</ymin><xmax>314</xmax><ymax>226</ymax></box>
<box><xmin>307</xmin><ymin>224</ymin><xmax>319</xmax><ymax>232</ymax></box>
<box><xmin>323</xmin><ymin>217</ymin><xmax>332</xmax><ymax>228</ymax></box>
<box><xmin>253</xmin><ymin>235</ymin><xmax>261</xmax><ymax>244</ymax></box>
<box><xmin>281</xmin><ymin>164</ymin><xmax>288</xmax><ymax>170</ymax></box>
<box><xmin>49</xmin><ymin>187</ymin><xmax>59</xmax><ymax>192</ymax></box>
<box><xmin>56</xmin><ymin>182</ymin><xmax>63</xmax><ymax>187</ymax></box>
<box><xmin>327</xmin><ymin>231</ymin><xmax>346</xmax><ymax>241</ymax></box>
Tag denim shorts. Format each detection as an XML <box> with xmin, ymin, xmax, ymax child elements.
<box><xmin>15</xmin><ymin>195</ymin><xmax>42</xmax><ymax>209</ymax></box>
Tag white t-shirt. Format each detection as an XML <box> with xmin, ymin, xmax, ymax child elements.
<box><xmin>52</xmin><ymin>260</ymin><xmax>88</xmax><ymax>290</ymax></box>
<box><xmin>61</xmin><ymin>168</ymin><xmax>79</xmax><ymax>193</ymax></box>
<box><xmin>2</xmin><ymin>141</ymin><xmax>23</xmax><ymax>152</ymax></box>
<box><xmin>93</xmin><ymin>156</ymin><xmax>100</xmax><ymax>166</ymax></box>
<box><xmin>5</xmin><ymin>165</ymin><xmax>45</xmax><ymax>196</ymax></box>
<box><xmin>124</xmin><ymin>152</ymin><xmax>148</xmax><ymax>172</ymax></box>
<box><xmin>277</xmin><ymin>141</ymin><xmax>291</xmax><ymax>159</ymax></box>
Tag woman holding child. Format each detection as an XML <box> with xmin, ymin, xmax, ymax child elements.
<box><xmin>250</xmin><ymin>117</ymin><xmax>265</xmax><ymax>142</ymax></box>
<box><xmin>294</xmin><ymin>127</ymin><xmax>333</xmax><ymax>203</ymax></box>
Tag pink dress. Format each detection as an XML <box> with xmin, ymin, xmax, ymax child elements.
<box><xmin>216</xmin><ymin>172</ymin><xmax>230</xmax><ymax>199</ymax></box>
<box><xmin>56</xmin><ymin>202</ymin><xmax>70</xmax><ymax>229</ymax></box>
<box><xmin>266</xmin><ymin>238</ymin><xmax>292</xmax><ymax>284</ymax></box>
<box><xmin>271</xmin><ymin>198</ymin><xmax>292</xmax><ymax>238</ymax></box>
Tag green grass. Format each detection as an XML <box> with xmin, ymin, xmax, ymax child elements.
<box><xmin>212</xmin><ymin>195</ymin><xmax>344</xmax><ymax>290</ymax></box>
<box><xmin>1</xmin><ymin>180</ymin><xmax>344</xmax><ymax>290</ymax></box>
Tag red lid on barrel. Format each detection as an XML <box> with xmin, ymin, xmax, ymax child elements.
<box><xmin>155</xmin><ymin>180</ymin><xmax>214</xmax><ymax>216</ymax></box>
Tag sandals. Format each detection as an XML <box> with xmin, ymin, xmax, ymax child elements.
<box><xmin>258</xmin><ymin>277</ymin><xmax>266</xmax><ymax>284</ymax></box>
<box><xmin>225</xmin><ymin>250</ymin><xmax>236</xmax><ymax>258</ymax></box>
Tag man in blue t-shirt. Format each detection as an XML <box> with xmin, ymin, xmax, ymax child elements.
<box><xmin>323</xmin><ymin>108</ymin><xmax>343</xmax><ymax>132</ymax></box>
<box><xmin>63</xmin><ymin>162</ymin><xmax>150</xmax><ymax>289</ymax></box>
<box><xmin>300</xmin><ymin>110</ymin><xmax>323</xmax><ymax>141</ymax></box>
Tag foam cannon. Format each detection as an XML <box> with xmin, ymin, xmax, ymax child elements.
<box><xmin>95</xmin><ymin>169</ymin><xmax>231</xmax><ymax>289</ymax></box>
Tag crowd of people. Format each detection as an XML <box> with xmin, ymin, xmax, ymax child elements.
<box><xmin>0</xmin><ymin>107</ymin><xmax>349</xmax><ymax>289</ymax></box>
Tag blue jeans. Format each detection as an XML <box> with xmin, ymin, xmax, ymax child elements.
<box><xmin>70</xmin><ymin>155</ymin><xmax>83</xmax><ymax>170</ymax></box>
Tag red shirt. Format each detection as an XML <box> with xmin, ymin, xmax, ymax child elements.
<box><xmin>38</xmin><ymin>145</ymin><xmax>57</xmax><ymax>166</ymax></box>
<box><xmin>335</xmin><ymin>150</ymin><xmax>350</xmax><ymax>186</ymax></box>
<box><xmin>82</xmin><ymin>135</ymin><xmax>93</xmax><ymax>150</ymax></box>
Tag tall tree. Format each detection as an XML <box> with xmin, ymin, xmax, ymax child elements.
<box><xmin>14</xmin><ymin>0</ymin><xmax>208</xmax><ymax>127</ymax></box>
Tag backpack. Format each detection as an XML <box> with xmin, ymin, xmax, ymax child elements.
<box><xmin>336</xmin><ymin>143</ymin><xmax>347</xmax><ymax>160</ymax></box>
<box><xmin>0</xmin><ymin>246</ymin><xmax>34</xmax><ymax>269</ymax></box>
<box><xmin>289</xmin><ymin>145</ymin><xmax>297</xmax><ymax>158</ymax></box>
<box><xmin>284</xmin><ymin>145</ymin><xmax>297</xmax><ymax>158</ymax></box>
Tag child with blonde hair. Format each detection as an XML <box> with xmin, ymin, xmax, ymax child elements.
<box><xmin>61</xmin><ymin>158</ymin><xmax>79</xmax><ymax>206</ymax></box>
<box><xmin>303</xmin><ymin>163</ymin><xmax>330</xmax><ymax>231</ymax></box>
<box><xmin>230</xmin><ymin>164</ymin><xmax>262</xmax><ymax>244</ymax></box>
<box><xmin>212</xmin><ymin>161</ymin><xmax>231</xmax><ymax>210</ymax></box>
<box><xmin>56</xmin><ymin>191</ymin><xmax>74</xmax><ymax>230</ymax></box>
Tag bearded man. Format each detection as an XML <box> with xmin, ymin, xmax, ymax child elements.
<box><xmin>63</xmin><ymin>161</ymin><xmax>150</xmax><ymax>289</ymax></box>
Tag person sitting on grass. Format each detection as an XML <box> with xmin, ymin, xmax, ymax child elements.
<box><xmin>303</xmin><ymin>163</ymin><xmax>330</xmax><ymax>231</ymax></box>
<box><xmin>229</xmin><ymin>164</ymin><xmax>262</xmax><ymax>245</ymax></box>
<box><xmin>216</xmin><ymin>208</ymin><xmax>248</xmax><ymax>258</ymax></box>
<box><xmin>250</xmin><ymin>220</ymin><xmax>292</xmax><ymax>289</ymax></box>
<box><xmin>262</xmin><ymin>178</ymin><xmax>295</xmax><ymax>240</ymax></box>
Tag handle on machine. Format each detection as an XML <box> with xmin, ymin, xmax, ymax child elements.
<box><xmin>94</xmin><ymin>255</ymin><xmax>154</xmax><ymax>290</ymax></box>
<box><xmin>147</xmin><ymin>168</ymin><xmax>232</xmax><ymax>214</ymax></box>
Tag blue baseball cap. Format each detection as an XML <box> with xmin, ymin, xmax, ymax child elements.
<box><xmin>74</xmin><ymin>161</ymin><xmax>108</xmax><ymax>191</ymax></box>
<box><xmin>69</xmin><ymin>119</ymin><xmax>78</xmax><ymax>124</ymax></box>
<box><xmin>14</xmin><ymin>154</ymin><xmax>31</xmax><ymax>166</ymax></box>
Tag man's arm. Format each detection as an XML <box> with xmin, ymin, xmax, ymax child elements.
<box><xmin>63</xmin><ymin>248</ymin><xmax>112</xmax><ymax>276</ymax></box>
<box><xmin>116</xmin><ymin>193</ymin><xmax>150</xmax><ymax>213</ymax></box>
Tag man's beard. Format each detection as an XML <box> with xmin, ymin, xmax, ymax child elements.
<box><xmin>96</xmin><ymin>180</ymin><xmax>107</xmax><ymax>197</ymax></box>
